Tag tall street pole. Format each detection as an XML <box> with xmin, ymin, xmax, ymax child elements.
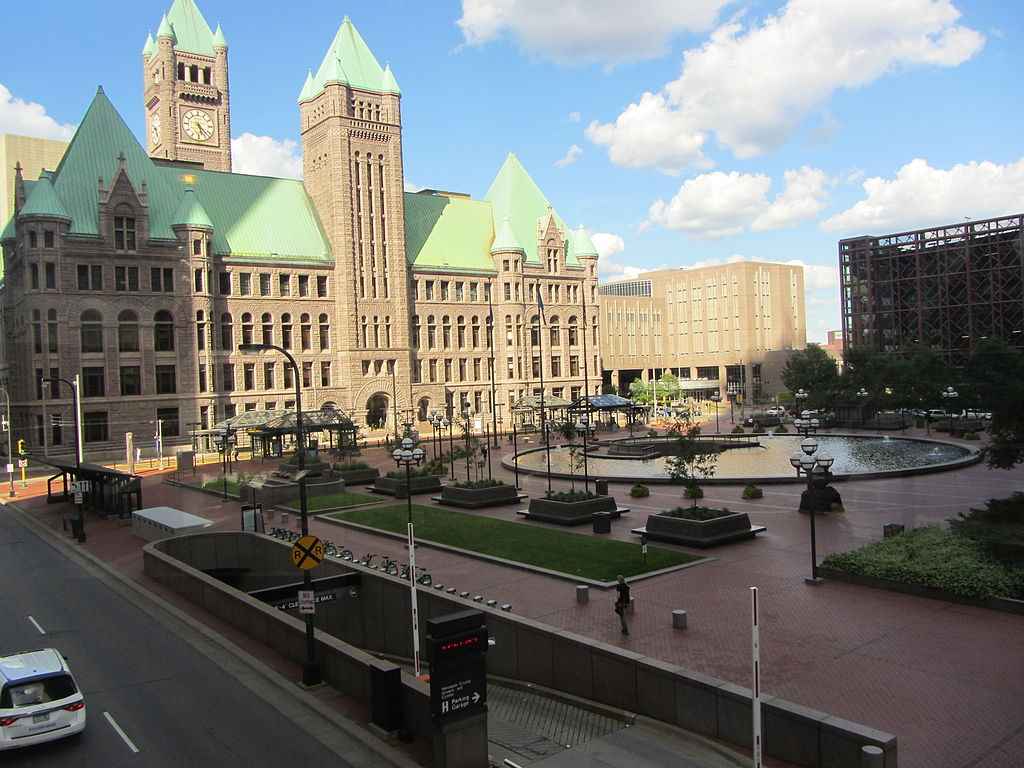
<box><xmin>536</xmin><ymin>285</ymin><xmax>551</xmax><ymax>495</ymax></box>
<box><xmin>488</xmin><ymin>291</ymin><xmax>499</xmax><ymax>448</ymax></box>
<box><xmin>1</xmin><ymin>387</ymin><xmax>14</xmax><ymax>497</ymax></box>
<box><xmin>581</xmin><ymin>286</ymin><xmax>591</xmax><ymax>493</ymax></box>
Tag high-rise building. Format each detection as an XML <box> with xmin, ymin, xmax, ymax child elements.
<box><xmin>839</xmin><ymin>214</ymin><xmax>1024</xmax><ymax>364</ymax></box>
<box><xmin>0</xmin><ymin>1</ymin><xmax>601</xmax><ymax>457</ymax></box>
<box><xmin>0</xmin><ymin>134</ymin><xmax>69</xmax><ymax>249</ymax></box>
<box><xmin>599</xmin><ymin>262</ymin><xmax>806</xmax><ymax>402</ymax></box>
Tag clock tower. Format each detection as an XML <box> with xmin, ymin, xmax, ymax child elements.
<box><xmin>142</xmin><ymin>0</ymin><xmax>231</xmax><ymax>172</ymax></box>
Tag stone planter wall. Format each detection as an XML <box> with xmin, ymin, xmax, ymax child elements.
<box><xmin>440</xmin><ymin>484</ymin><xmax>520</xmax><ymax>509</ymax></box>
<box><xmin>373</xmin><ymin>475</ymin><xmax>444</xmax><ymax>498</ymax></box>
<box><xmin>335</xmin><ymin>467</ymin><xmax>380</xmax><ymax>485</ymax></box>
<box><xmin>526</xmin><ymin>495</ymin><xmax>618</xmax><ymax>525</ymax></box>
<box><xmin>241</xmin><ymin>478</ymin><xmax>347</xmax><ymax>510</ymax></box>
<box><xmin>644</xmin><ymin>510</ymin><xmax>763</xmax><ymax>548</ymax></box>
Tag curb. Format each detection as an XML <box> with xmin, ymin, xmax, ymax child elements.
<box><xmin>1</xmin><ymin>499</ymin><xmax>421</xmax><ymax>768</ymax></box>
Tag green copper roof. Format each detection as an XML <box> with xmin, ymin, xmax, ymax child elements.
<box><xmin>212</xmin><ymin>23</ymin><xmax>227</xmax><ymax>49</ymax></box>
<box><xmin>156</xmin><ymin>13</ymin><xmax>174</xmax><ymax>40</ymax></box>
<box><xmin>143</xmin><ymin>33</ymin><xmax>156</xmax><ymax>58</ymax></box>
<box><xmin>490</xmin><ymin>217</ymin><xmax>524</xmax><ymax>254</ymax></box>
<box><xmin>381</xmin><ymin>64</ymin><xmax>401</xmax><ymax>95</ymax></box>
<box><xmin>483</xmin><ymin>153</ymin><xmax>580</xmax><ymax>266</ymax></box>
<box><xmin>405</xmin><ymin>193</ymin><xmax>496</xmax><ymax>273</ymax></box>
<box><xmin>19</xmin><ymin>174</ymin><xmax>70</xmax><ymax>221</ymax></box>
<box><xmin>171</xmin><ymin>187</ymin><xmax>213</xmax><ymax>229</ymax></box>
<box><xmin>302</xmin><ymin>17</ymin><xmax>394</xmax><ymax>102</ymax></box>
<box><xmin>573</xmin><ymin>226</ymin><xmax>598</xmax><ymax>257</ymax></box>
<box><xmin>164</xmin><ymin>0</ymin><xmax>216</xmax><ymax>56</ymax></box>
<box><xmin>50</xmin><ymin>87</ymin><xmax>329</xmax><ymax>262</ymax></box>
<box><xmin>298</xmin><ymin>70</ymin><xmax>315</xmax><ymax>102</ymax></box>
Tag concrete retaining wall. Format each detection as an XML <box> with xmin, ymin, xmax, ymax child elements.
<box><xmin>145</xmin><ymin>531</ymin><xmax>896</xmax><ymax>767</ymax></box>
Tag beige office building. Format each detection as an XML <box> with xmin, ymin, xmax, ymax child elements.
<box><xmin>599</xmin><ymin>262</ymin><xmax>806</xmax><ymax>402</ymax></box>
<box><xmin>0</xmin><ymin>134</ymin><xmax>69</xmax><ymax>237</ymax></box>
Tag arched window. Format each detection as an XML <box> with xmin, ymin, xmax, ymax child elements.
<box><xmin>592</xmin><ymin>315</ymin><xmax>599</xmax><ymax>347</ymax></box>
<box><xmin>319</xmin><ymin>313</ymin><xmax>330</xmax><ymax>350</ymax></box>
<box><xmin>529</xmin><ymin>315</ymin><xmax>540</xmax><ymax>347</ymax></box>
<box><xmin>261</xmin><ymin>312</ymin><xmax>273</xmax><ymax>346</ymax></box>
<box><xmin>195</xmin><ymin>310</ymin><xmax>206</xmax><ymax>351</ymax></box>
<box><xmin>372</xmin><ymin>315</ymin><xmax>380</xmax><ymax>348</ymax></box>
<box><xmin>117</xmin><ymin>310</ymin><xmax>139</xmax><ymax>352</ymax></box>
<box><xmin>221</xmin><ymin>313</ymin><xmax>233</xmax><ymax>351</ymax></box>
<box><xmin>505</xmin><ymin>315</ymin><xmax>513</xmax><ymax>346</ymax></box>
<box><xmin>241</xmin><ymin>313</ymin><xmax>253</xmax><ymax>345</ymax></box>
<box><xmin>471</xmin><ymin>316</ymin><xmax>480</xmax><ymax>348</ymax></box>
<box><xmin>442</xmin><ymin>316</ymin><xmax>451</xmax><ymax>349</ymax></box>
<box><xmin>427</xmin><ymin>315</ymin><xmax>436</xmax><ymax>349</ymax></box>
<box><xmin>568</xmin><ymin>316</ymin><xmax>579</xmax><ymax>346</ymax></box>
<box><xmin>281</xmin><ymin>313</ymin><xmax>293</xmax><ymax>350</ymax></box>
<box><xmin>516</xmin><ymin>314</ymin><xmax>523</xmax><ymax>347</ymax></box>
<box><xmin>412</xmin><ymin>315</ymin><xmax>421</xmax><ymax>348</ymax></box>
<box><xmin>47</xmin><ymin>309</ymin><xmax>58</xmax><ymax>353</ymax></box>
<box><xmin>382</xmin><ymin>316</ymin><xmax>390</xmax><ymax>349</ymax></box>
<box><xmin>300</xmin><ymin>313</ymin><xmax>311</xmax><ymax>351</ymax></box>
<box><xmin>550</xmin><ymin>315</ymin><xmax>560</xmax><ymax>347</ymax></box>
<box><xmin>484</xmin><ymin>313</ymin><xmax>493</xmax><ymax>347</ymax></box>
<box><xmin>154</xmin><ymin>310</ymin><xmax>174</xmax><ymax>351</ymax></box>
<box><xmin>456</xmin><ymin>316</ymin><xmax>466</xmax><ymax>348</ymax></box>
<box><xmin>360</xmin><ymin>316</ymin><xmax>368</xmax><ymax>348</ymax></box>
<box><xmin>81</xmin><ymin>309</ymin><xmax>103</xmax><ymax>353</ymax></box>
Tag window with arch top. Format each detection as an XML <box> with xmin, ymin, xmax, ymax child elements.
<box><xmin>119</xmin><ymin>310</ymin><xmax>140</xmax><ymax>352</ymax></box>
<box><xmin>241</xmin><ymin>313</ymin><xmax>253</xmax><ymax>346</ymax></box>
<box><xmin>81</xmin><ymin>309</ymin><xmax>104</xmax><ymax>353</ymax></box>
<box><xmin>281</xmin><ymin>313</ymin><xmax>293</xmax><ymax>350</ymax></box>
<box><xmin>221</xmin><ymin>313</ymin><xmax>233</xmax><ymax>350</ymax></box>
<box><xmin>300</xmin><ymin>313</ymin><xmax>311</xmax><ymax>351</ymax></box>
<box><xmin>568</xmin><ymin>315</ymin><xmax>579</xmax><ymax>346</ymax></box>
<box><xmin>319</xmin><ymin>313</ymin><xmax>330</xmax><ymax>350</ymax></box>
<box><xmin>154</xmin><ymin>310</ymin><xmax>174</xmax><ymax>351</ymax></box>
<box><xmin>261</xmin><ymin>312</ymin><xmax>273</xmax><ymax>346</ymax></box>
<box><xmin>549</xmin><ymin>315</ymin><xmax>560</xmax><ymax>347</ymax></box>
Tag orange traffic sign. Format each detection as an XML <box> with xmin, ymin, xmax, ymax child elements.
<box><xmin>291</xmin><ymin>535</ymin><xmax>324</xmax><ymax>570</ymax></box>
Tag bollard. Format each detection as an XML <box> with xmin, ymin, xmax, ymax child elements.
<box><xmin>576</xmin><ymin>585</ymin><xmax>589</xmax><ymax>604</ymax></box>
<box><xmin>672</xmin><ymin>609</ymin><xmax>687</xmax><ymax>629</ymax></box>
<box><xmin>861</xmin><ymin>745</ymin><xmax>884</xmax><ymax>768</ymax></box>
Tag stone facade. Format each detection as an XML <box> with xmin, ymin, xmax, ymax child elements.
<box><xmin>600</xmin><ymin>262</ymin><xmax>806</xmax><ymax>402</ymax></box>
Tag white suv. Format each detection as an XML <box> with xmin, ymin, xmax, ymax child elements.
<box><xmin>0</xmin><ymin>649</ymin><xmax>86</xmax><ymax>750</ymax></box>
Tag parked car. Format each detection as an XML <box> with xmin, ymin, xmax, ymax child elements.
<box><xmin>927</xmin><ymin>409</ymin><xmax>949</xmax><ymax>420</ymax></box>
<box><xmin>766</xmin><ymin>406</ymin><xmax>786</xmax><ymax>417</ymax></box>
<box><xmin>0</xmin><ymin>649</ymin><xmax>85</xmax><ymax>750</ymax></box>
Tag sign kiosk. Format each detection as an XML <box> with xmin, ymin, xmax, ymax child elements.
<box><xmin>428</xmin><ymin>609</ymin><xmax>489</xmax><ymax>768</ymax></box>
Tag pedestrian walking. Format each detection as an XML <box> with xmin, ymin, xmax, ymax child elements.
<box><xmin>614</xmin><ymin>575</ymin><xmax>630</xmax><ymax>635</ymax></box>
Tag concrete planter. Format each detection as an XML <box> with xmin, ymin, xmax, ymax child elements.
<box><xmin>335</xmin><ymin>467</ymin><xmax>380</xmax><ymax>485</ymax></box>
<box><xmin>525</xmin><ymin>495</ymin><xmax>618</xmax><ymax>526</ymax></box>
<box><xmin>241</xmin><ymin>477</ymin><xmax>346</xmax><ymax>509</ymax></box>
<box><xmin>644</xmin><ymin>509</ymin><xmax>765</xmax><ymax>548</ymax></box>
<box><xmin>372</xmin><ymin>475</ymin><xmax>443</xmax><ymax>499</ymax></box>
<box><xmin>440</xmin><ymin>484</ymin><xmax>522</xmax><ymax>509</ymax></box>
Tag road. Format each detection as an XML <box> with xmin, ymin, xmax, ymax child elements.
<box><xmin>0</xmin><ymin>511</ymin><xmax>349</xmax><ymax>767</ymax></box>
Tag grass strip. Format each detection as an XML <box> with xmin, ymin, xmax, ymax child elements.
<box><xmin>327</xmin><ymin>504</ymin><xmax>698</xmax><ymax>581</ymax></box>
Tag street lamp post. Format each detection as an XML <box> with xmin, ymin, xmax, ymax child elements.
<box><xmin>793</xmin><ymin>417</ymin><xmax>831</xmax><ymax>585</ymax></box>
<box><xmin>512</xmin><ymin>421</ymin><xmax>520</xmax><ymax>489</ymax></box>
<box><xmin>391</xmin><ymin>435</ymin><xmax>426</xmax><ymax>677</ymax></box>
<box><xmin>43</xmin><ymin>375</ymin><xmax>84</xmax><ymax>542</ymax></box>
<box><xmin>576</xmin><ymin>412</ymin><xmax>590</xmax><ymax>494</ymax></box>
<box><xmin>856</xmin><ymin>388</ymin><xmax>869</xmax><ymax>429</ymax></box>
<box><xmin>0</xmin><ymin>386</ymin><xmax>14</xmax><ymax>497</ymax></box>
<box><xmin>942</xmin><ymin>385</ymin><xmax>958</xmax><ymax>433</ymax></box>
<box><xmin>709</xmin><ymin>391</ymin><xmax>722</xmax><ymax>434</ymax></box>
<box><xmin>460</xmin><ymin>408</ymin><xmax>473</xmax><ymax>482</ymax></box>
<box><xmin>239</xmin><ymin>342</ymin><xmax>321</xmax><ymax>687</ymax></box>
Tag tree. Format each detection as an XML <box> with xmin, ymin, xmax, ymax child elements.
<box><xmin>963</xmin><ymin>340</ymin><xmax>1024</xmax><ymax>469</ymax></box>
<box><xmin>658</xmin><ymin>372</ymin><xmax>681</xmax><ymax>403</ymax></box>
<box><xmin>664</xmin><ymin>409</ymin><xmax>719</xmax><ymax>507</ymax></box>
<box><xmin>781</xmin><ymin>345</ymin><xmax>839</xmax><ymax>408</ymax></box>
<box><xmin>628</xmin><ymin>378</ymin><xmax>650</xmax><ymax>404</ymax></box>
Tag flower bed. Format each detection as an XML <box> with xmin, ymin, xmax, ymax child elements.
<box><xmin>438</xmin><ymin>479</ymin><xmax>522</xmax><ymax>509</ymax></box>
<box><xmin>640</xmin><ymin>506</ymin><xmax>765</xmax><ymax>548</ymax></box>
<box><xmin>524</xmin><ymin>494</ymin><xmax>620</xmax><ymax>526</ymax></box>
<box><xmin>371</xmin><ymin>474</ymin><xmax>444</xmax><ymax>499</ymax></box>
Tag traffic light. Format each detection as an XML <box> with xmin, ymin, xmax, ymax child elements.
<box><xmin>16</xmin><ymin>439</ymin><xmax>26</xmax><ymax>456</ymax></box>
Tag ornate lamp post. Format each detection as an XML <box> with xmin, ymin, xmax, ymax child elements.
<box><xmin>942</xmin><ymin>385</ymin><xmax>958</xmax><ymax>433</ymax></box>
<box><xmin>575</xmin><ymin>411</ymin><xmax>591</xmax><ymax>494</ymax></box>
<box><xmin>794</xmin><ymin>418</ymin><xmax>831</xmax><ymax>585</ymax></box>
<box><xmin>709</xmin><ymin>391</ymin><xmax>722</xmax><ymax>434</ymax></box>
<box><xmin>856</xmin><ymin>387</ymin><xmax>869</xmax><ymax>428</ymax></box>
<box><xmin>795</xmin><ymin>388</ymin><xmax>809</xmax><ymax>417</ymax></box>
<box><xmin>459</xmin><ymin>407</ymin><xmax>474</xmax><ymax>482</ymax></box>
<box><xmin>391</xmin><ymin>435</ymin><xmax>426</xmax><ymax>677</ymax></box>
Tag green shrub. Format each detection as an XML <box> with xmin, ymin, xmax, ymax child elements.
<box><xmin>915</xmin><ymin>418</ymin><xmax>925</xmax><ymax>428</ymax></box>
<box><xmin>452</xmin><ymin>478</ymin><xmax>505</xmax><ymax>489</ymax></box>
<box><xmin>962</xmin><ymin>431</ymin><xmax>979</xmax><ymax>440</ymax></box>
<box><xmin>950</xmin><ymin>492</ymin><xmax>1024</xmax><ymax>565</ymax></box>
<box><xmin>774</xmin><ymin>424</ymin><xmax>789</xmax><ymax>434</ymax></box>
<box><xmin>743</xmin><ymin>484</ymin><xmax>764</xmax><ymax>500</ymax></box>
<box><xmin>545</xmin><ymin>489</ymin><xmax>599</xmax><ymax>502</ymax></box>
<box><xmin>822</xmin><ymin>526</ymin><xmax>1023</xmax><ymax>600</ymax></box>
<box><xmin>385</xmin><ymin>460</ymin><xmax>445</xmax><ymax>480</ymax></box>
<box><xmin>731</xmin><ymin>425</ymin><xmax>745</xmax><ymax>434</ymax></box>
<box><xmin>630</xmin><ymin>484</ymin><xmax>650</xmax><ymax>498</ymax></box>
<box><xmin>335</xmin><ymin>460</ymin><xmax>370</xmax><ymax>471</ymax></box>
<box><xmin>684</xmin><ymin>484</ymin><xmax>704</xmax><ymax>499</ymax></box>
<box><xmin>661</xmin><ymin>506</ymin><xmax>730</xmax><ymax>521</ymax></box>
<box><xmin>647</xmin><ymin>429</ymin><xmax>658</xmax><ymax>438</ymax></box>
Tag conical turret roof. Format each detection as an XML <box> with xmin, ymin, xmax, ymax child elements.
<box><xmin>160</xmin><ymin>0</ymin><xmax>216</xmax><ymax>55</ymax></box>
<box><xmin>19</xmin><ymin>173</ymin><xmax>70</xmax><ymax>221</ymax></box>
<box><xmin>143</xmin><ymin>33</ymin><xmax>156</xmax><ymax>57</ymax></box>
<box><xmin>213</xmin><ymin>23</ymin><xmax>227</xmax><ymax>49</ymax></box>
<box><xmin>490</xmin><ymin>216</ymin><xmax>524</xmax><ymax>254</ymax></box>
<box><xmin>573</xmin><ymin>226</ymin><xmax>598</xmax><ymax>257</ymax></box>
<box><xmin>171</xmin><ymin>187</ymin><xmax>214</xmax><ymax>229</ymax></box>
<box><xmin>302</xmin><ymin>17</ymin><xmax>395</xmax><ymax>101</ymax></box>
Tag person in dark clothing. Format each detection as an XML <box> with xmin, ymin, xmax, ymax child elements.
<box><xmin>614</xmin><ymin>574</ymin><xmax>631</xmax><ymax>635</ymax></box>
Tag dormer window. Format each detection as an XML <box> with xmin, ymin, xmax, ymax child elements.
<box><xmin>114</xmin><ymin>210</ymin><xmax>136</xmax><ymax>251</ymax></box>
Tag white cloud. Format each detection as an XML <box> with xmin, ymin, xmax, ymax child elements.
<box><xmin>231</xmin><ymin>133</ymin><xmax>302</xmax><ymax>179</ymax></box>
<box><xmin>646</xmin><ymin>166</ymin><xmax>828</xmax><ymax>238</ymax></box>
<box><xmin>589</xmin><ymin>231</ymin><xmax>653</xmax><ymax>281</ymax></box>
<box><xmin>457</xmin><ymin>0</ymin><xmax>728</xmax><ymax>65</ymax></box>
<box><xmin>591</xmin><ymin>232</ymin><xmax>624</xmax><ymax>260</ymax></box>
<box><xmin>822</xmin><ymin>157</ymin><xmax>1024</xmax><ymax>233</ymax></box>
<box><xmin>404</xmin><ymin>181</ymin><xmax>425</xmax><ymax>193</ymax></box>
<box><xmin>588</xmin><ymin>0</ymin><xmax>984</xmax><ymax>170</ymax></box>
<box><xmin>554</xmin><ymin>144</ymin><xmax>583</xmax><ymax>168</ymax></box>
<box><xmin>568</xmin><ymin>111</ymin><xmax>581</xmax><ymax>123</ymax></box>
<box><xmin>0</xmin><ymin>83</ymin><xmax>76</xmax><ymax>141</ymax></box>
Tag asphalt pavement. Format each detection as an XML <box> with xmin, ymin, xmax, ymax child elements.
<box><xmin>0</xmin><ymin>511</ymin><xmax>349</xmax><ymax>767</ymax></box>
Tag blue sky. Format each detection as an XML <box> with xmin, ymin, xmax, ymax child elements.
<box><xmin>3</xmin><ymin>0</ymin><xmax>1022</xmax><ymax>341</ymax></box>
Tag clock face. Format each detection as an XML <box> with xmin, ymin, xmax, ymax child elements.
<box><xmin>151</xmin><ymin>115</ymin><xmax>161</xmax><ymax>146</ymax></box>
<box><xmin>182</xmin><ymin>109</ymin><xmax>215</xmax><ymax>142</ymax></box>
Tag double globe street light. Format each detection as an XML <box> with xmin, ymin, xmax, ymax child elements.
<box><xmin>392</xmin><ymin>435</ymin><xmax>426</xmax><ymax>677</ymax></box>
<box><xmin>789</xmin><ymin>418</ymin><xmax>833</xmax><ymax>585</ymax></box>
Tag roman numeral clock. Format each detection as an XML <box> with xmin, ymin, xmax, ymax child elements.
<box><xmin>182</xmin><ymin>108</ymin><xmax>215</xmax><ymax>142</ymax></box>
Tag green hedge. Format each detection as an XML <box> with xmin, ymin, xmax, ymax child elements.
<box><xmin>545</xmin><ymin>489</ymin><xmax>599</xmax><ymax>503</ymax></box>
<box><xmin>630</xmin><ymin>483</ymin><xmax>650</xmax><ymax>498</ymax></box>
<box><xmin>743</xmin><ymin>484</ymin><xmax>764</xmax><ymax>499</ymax></box>
<box><xmin>660</xmin><ymin>506</ymin><xmax>732</xmax><ymax>521</ymax></box>
<box><xmin>451</xmin><ymin>478</ymin><xmax>505</xmax><ymax>489</ymax></box>
<box><xmin>822</xmin><ymin>526</ymin><xmax>1023</xmax><ymax>600</ymax></box>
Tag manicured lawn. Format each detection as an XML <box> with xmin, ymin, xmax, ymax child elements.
<box><xmin>302</xmin><ymin>491</ymin><xmax>380</xmax><ymax>511</ymax></box>
<box><xmin>200</xmin><ymin>477</ymin><xmax>241</xmax><ymax>496</ymax></box>
<box><xmin>326</xmin><ymin>504</ymin><xmax>700</xmax><ymax>580</ymax></box>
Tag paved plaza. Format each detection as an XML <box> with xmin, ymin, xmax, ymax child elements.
<box><xmin>9</xmin><ymin>417</ymin><xmax>1024</xmax><ymax>768</ymax></box>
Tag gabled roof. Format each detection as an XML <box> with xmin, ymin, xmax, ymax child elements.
<box><xmin>405</xmin><ymin>192</ymin><xmax>495</xmax><ymax>273</ymax></box>
<box><xmin>19</xmin><ymin>173</ymin><xmax>70</xmax><ymax>221</ymax></box>
<box><xmin>50</xmin><ymin>87</ymin><xmax>330</xmax><ymax>263</ymax></box>
<box><xmin>483</xmin><ymin>153</ymin><xmax>580</xmax><ymax>266</ymax></box>
<box><xmin>163</xmin><ymin>0</ymin><xmax>217</xmax><ymax>56</ymax></box>
<box><xmin>301</xmin><ymin>17</ymin><xmax>394</xmax><ymax>102</ymax></box>
<box><xmin>171</xmin><ymin>187</ymin><xmax>213</xmax><ymax>229</ymax></box>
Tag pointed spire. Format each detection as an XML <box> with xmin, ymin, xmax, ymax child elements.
<box><xmin>143</xmin><ymin>32</ymin><xmax>156</xmax><ymax>57</ymax></box>
<box><xmin>213</xmin><ymin>23</ymin><xmax>227</xmax><ymax>49</ymax></box>
<box><xmin>172</xmin><ymin>187</ymin><xmax>214</xmax><ymax>230</ymax></box>
<box><xmin>157</xmin><ymin>13</ymin><xmax>174</xmax><ymax>40</ymax></box>
<box><xmin>307</xmin><ymin>16</ymin><xmax>391</xmax><ymax>100</ymax></box>
<box><xmin>382</xmin><ymin>64</ymin><xmax>401</xmax><ymax>95</ymax></box>
<box><xmin>298</xmin><ymin>70</ymin><xmax>315</xmax><ymax>103</ymax></box>
<box><xmin>19</xmin><ymin>173</ymin><xmax>71</xmax><ymax>222</ymax></box>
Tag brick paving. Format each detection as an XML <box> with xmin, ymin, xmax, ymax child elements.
<box><xmin>12</xmin><ymin>418</ymin><xmax>1024</xmax><ymax>768</ymax></box>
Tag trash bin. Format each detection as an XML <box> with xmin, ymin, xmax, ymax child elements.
<box><xmin>595</xmin><ymin>479</ymin><xmax>609</xmax><ymax>496</ymax></box>
<box><xmin>592</xmin><ymin>512</ymin><xmax>612</xmax><ymax>534</ymax></box>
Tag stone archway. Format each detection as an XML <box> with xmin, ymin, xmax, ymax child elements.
<box><xmin>366</xmin><ymin>393</ymin><xmax>389</xmax><ymax>430</ymax></box>
<box><xmin>417</xmin><ymin>397</ymin><xmax>431</xmax><ymax>423</ymax></box>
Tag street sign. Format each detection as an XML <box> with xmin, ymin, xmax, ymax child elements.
<box><xmin>271</xmin><ymin>590</ymin><xmax>337</xmax><ymax>612</ymax></box>
<box><xmin>291</xmin><ymin>535</ymin><xmax>324</xmax><ymax>570</ymax></box>
<box><xmin>4</xmin><ymin>463</ymin><xmax>12</xmax><ymax>473</ymax></box>
<box><xmin>17</xmin><ymin>459</ymin><xmax>27</xmax><ymax>468</ymax></box>
<box><xmin>297</xmin><ymin>589</ymin><xmax>315</xmax><ymax>615</ymax></box>
<box><xmin>428</xmin><ymin>609</ymin><xmax>488</xmax><ymax>723</ymax></box>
